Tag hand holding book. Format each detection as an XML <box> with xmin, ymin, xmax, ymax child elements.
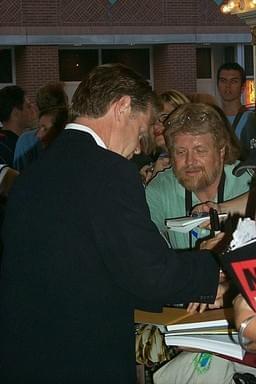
<box><xmin>186</xmin><ymin>279</ymin><xmax>229</xmax><ymax>314</ymax></box>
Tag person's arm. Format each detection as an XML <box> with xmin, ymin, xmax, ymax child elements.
<box><xmin>240</xmin><ymin>111</ymin><xmax>256</xmax><ymax>154</ymax></box>
<box><xmin>140</xmin><ymin>156</ymin><xmax>170</xmax><ymax>185</ymax></box>
<box><xmin>233</xmin><ymin>294</ymin><xmax>256</xmax><ymax>351</ymax></box>
<box><xmin>192</xmin><ymin>192</ymin><xmax>249</xmax><ymax>217</ymax></box>
<box><xmin>151</xmin><ymin>155</ymin><xmax>170</xmax><ymax>178</ymax></box>
<box><xmin>187</xmin><ymin>232</ymin><xmax>229</xmax><ymax>313</ymax></box>
<box><xmin>139</xmin><ymin>163</ymin><xmax>154</xmax><ymax>185</ymax></box>
<box><xmin>93</xmin><ymin>159</ymin><xmax>220</xmax><ymax>308</ymax></box>
<box><xmin>219</xmin><ymin>192</ymin><xmax>248</xmax><ymax>215</ymax></box>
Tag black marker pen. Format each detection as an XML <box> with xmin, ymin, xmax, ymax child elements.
<box><xmin>209</xmin><ymin>208</ymin><xmax>220</xmax><ymax>237</ymax></box>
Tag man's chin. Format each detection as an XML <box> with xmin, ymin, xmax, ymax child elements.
<box><xmin>178</xmin><ymin>176</ymin><xmax>206</xmax><ymax>192</ymax></box>
<box><xmin>180</xmin><ymin>182</ymin><xmax>198</xmax><ymax>192</ymax></box>
<box><xmin>177</xmin><ymin>177</ymin><xmax>196</xmax><ymax>191</ymax></box>
<box><xmin>222</xmin><ymin>96</ymin><xmax>238</xmax><ymax>102</ymax></box>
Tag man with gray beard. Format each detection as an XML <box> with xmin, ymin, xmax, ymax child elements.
<box><xmin>146</xmin><ymin>102</ymin><xmax>251</xmax><ymax>250</ymax></box>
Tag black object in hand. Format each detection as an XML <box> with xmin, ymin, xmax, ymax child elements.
<box><xmin>209</xmin><ymin>207</ymin><xmax>220</xmax><ymax>236</ymax></box>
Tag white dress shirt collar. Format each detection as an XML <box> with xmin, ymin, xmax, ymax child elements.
<box><xmin>65</xmin><ymin>123</ymin><xmax>107</xmax><ymax>149</ymax></box>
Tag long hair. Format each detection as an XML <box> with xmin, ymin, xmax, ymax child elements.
<box><xmin>160</xmin><ymin>89</ymin><xmax>190</xmax><ymax>109</ymax></box>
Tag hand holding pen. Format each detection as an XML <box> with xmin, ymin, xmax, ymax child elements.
<box><xmin>209</xmin><ymin>207</ymin><xmax>220</xmax><ymax>237</ymax></box>
<box><xmin>191</xmin><ymin>201</ymin><xmax>220</xmax><ymax>217</ymax></box>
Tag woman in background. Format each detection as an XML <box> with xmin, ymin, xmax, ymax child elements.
<box><xmin>137</xmin><ymin>89</ymin><xmax>190</xmax><ymax>185</ymax></box>
<box><xmin>14</xmin><ymin>82</ymin><xmax>69</xmax><ymax>171</ymax></box>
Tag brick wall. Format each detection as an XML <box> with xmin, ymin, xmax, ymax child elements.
<box><xmin>0</xmin><ymin>0</ymin><xmax>247</xmax><ymax>102</ymax></box>
<box><xmin>15</xmin><ymin>46</ymin><xmax>59</xmax><ymax>101</ymax></box>
<box><xmin>153</xmin><ymin>45</ymin><xmax>197</xmax><ymax>96</ymax></box>
<box><xmin>22</xmin><ymin>0</ymin><xmax>58</xmax><ymax>26</ymax></box>
<box><xmin>0</xmin><ymin>0</ymin><xmax>244</xmax><ymax>27</ymax></box>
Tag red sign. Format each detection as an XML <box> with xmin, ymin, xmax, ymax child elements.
<box><xmin>231</xmin><ymin>259</ymin><xmax>256</xmax><ymax>311</ymax></box>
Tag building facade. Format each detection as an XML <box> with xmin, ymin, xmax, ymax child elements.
<box><xmin>0</xmin><ymin>0</ymin><xmax>252</xmax><ymax>102</ymax></box>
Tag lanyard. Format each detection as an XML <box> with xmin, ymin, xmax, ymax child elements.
<box><xmin>185</xmin><ymin>171</ymin><xmax>226</xmax><ymax>249</ymax></box>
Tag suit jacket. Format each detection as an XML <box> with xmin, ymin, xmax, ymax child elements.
<box><xmin>0</xmin><ymin>129</ymin><xmax>219</xmax><ymax>383</ymax></box>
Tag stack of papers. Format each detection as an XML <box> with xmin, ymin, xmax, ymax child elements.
<box><xmin>164</xmin><ymin>332</ymin><xmax>241</xmax><ymax>359</ymax></box>
<box><xmin>229</xmin><ymin>217</ymin><xmax>256</xmax><ymax>250</ymax></box>
<box><xmin>135</xmin><ymin>307</ymin><xmax>244</xmax><ymax>360</ymax></box>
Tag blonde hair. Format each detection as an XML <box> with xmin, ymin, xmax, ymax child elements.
<box><xmin>160</xmin><ymin>89</ymin><xmax>190</xmax><ymax>108</ymax></box>
<box><xmin>164</xmin><ymin>103</ymin><xmax>241</xmax><ymax>164</ymax></box>
<box><xmin>139</xmin><ymin>131</ymin><xmax>155</xmax><ymax>156</ymax></box>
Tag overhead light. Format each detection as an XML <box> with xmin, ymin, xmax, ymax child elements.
<box><xmin>220</xmin><ymin>0</ymin><xmax>256</xmax><ymax>13</ymax></box>
<box><xmin>221</xmin><ymin>3</ymin><xmax>232</xmax><ymax>12</ymax></box>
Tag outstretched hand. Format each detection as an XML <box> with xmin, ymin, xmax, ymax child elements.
<box><xmin>192</xmin><ymin>201</ymin><xmax>220</xmax><ymax>215</ymax></box>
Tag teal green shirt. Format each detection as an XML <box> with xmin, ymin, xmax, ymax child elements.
<box><xmin>145</xmin><ymin>163</ymin><xmax>251</xmax><ymax>249</ymax></box>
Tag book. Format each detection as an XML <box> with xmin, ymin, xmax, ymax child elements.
<box><xmin>165</xmin><ymin>213</ymin><xmax>227</xmax><ymax>233</ymax></box>
<box><xmin>168</xmin><ymin>327</ymin><xmax>233</xmax><ymax>336</ymax></box>
<box><xmin>164</xmin><ymin>332</ymin><xmax>244</xmax><ymax>360</ymax></box>
<box><xmin>134</xmin><ymin>307</ymin><xmax>245</xmax><ymax>360</ymax></box>
<box><xmin>135</xmin><ymin>307</ymin><xmax>234</xmax><ymax>332</ymax></box>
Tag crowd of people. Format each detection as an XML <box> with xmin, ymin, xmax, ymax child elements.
<box><xmin>0</xmin><ymin>62</ymin><xmax>255</xmax><ymax>383</ymax></box>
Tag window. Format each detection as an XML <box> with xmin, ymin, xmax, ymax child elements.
<box><xmin>224</xmin><ymin>46</ymin><xmax>235</xmax><ymax>63</ymax></box>
<box><xmin>59</xmin><ymin>48</ymin><xmax>151</xmax><ymax>82</ymax></box>
<box><xmin>59</xmin><ymin>49</ymin><xmax>98</xmax><ymax>82</ymax></box>
<box><xmin>0</xmin><ymin>49</ymin><xmax>12</xmax><ymax>83</ymax></box>
<box><xmin>102</xmin><ymin>48</ymin><xmax>150</xmax><ymax>79</ymax></box>
<box><xmin>244</xmin><ymin>45</ymin><xmax>253</xmax><ymax>77</ymax></box>
<box><xmin>196</xmin><ymin>48</ymin><xmax>211</xmax><ymax>79</ymax></box>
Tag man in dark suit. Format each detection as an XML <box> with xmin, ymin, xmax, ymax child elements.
<box><xmin>0</xmin><ymin>64</ymin><xmax>222</xmax><ymax>383</ymax></box>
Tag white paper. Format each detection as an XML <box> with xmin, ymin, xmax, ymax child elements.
<box><xmin>230</xmin><ymin>218</ymin><xmax>256</xmax><ymax>250</ymax></box>
<box><xmin>164</xmin><ymin>332</ymin><xmax>244</xmax><ymax>360</ymax></box>
<box><xmin>165</xmin><ymin>214</ymin><xmax>227</xmax><ymax>233</ymax></box>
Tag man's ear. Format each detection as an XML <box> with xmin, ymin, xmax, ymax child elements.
<box><xmin>241</xmin><ymin>83</ymin><xmax>246</xmax><ymax>95</ymax></box>
<box><xmin>114</xmin><ymin>96</ymin><xmax>131</xmax><ymax>121</ymax></box>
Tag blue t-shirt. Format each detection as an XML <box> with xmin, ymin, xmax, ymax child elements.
<box><xmin>227</xmin><ymin>111</ymin><xmax>256</xmax><ymax>152</ymax></box>
<box><xmin>13</xmin><ymin>129</ymin><xmax>42</xmax><ymax>171</ymax></box>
